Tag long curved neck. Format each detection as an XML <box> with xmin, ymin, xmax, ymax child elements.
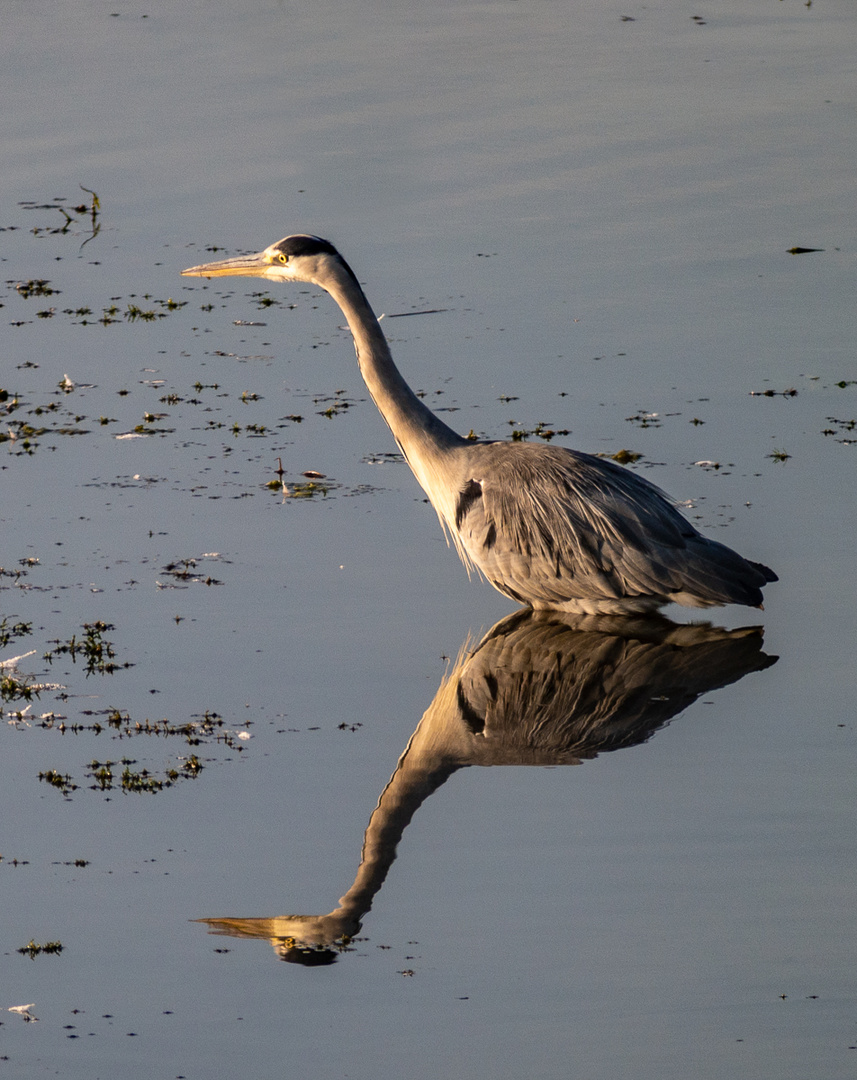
<box><xmin>320</xmin><ymin>265</ymin><xmax>465</xmax><ymax>488</ymax></box>
<box><xmin>336</xmin><ymin>749</ymin><xmax>459</xmax><ymax>919</ymax></box>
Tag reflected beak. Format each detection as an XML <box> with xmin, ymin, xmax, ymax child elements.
<box><xmin>181</xmin><ymin>250</ymin><xmax>269</xmax><ymax>278</ymax></box>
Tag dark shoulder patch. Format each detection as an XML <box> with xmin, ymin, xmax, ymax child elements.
<box><xmin>456</xmin><ymin>682</ymin><xmax>486</xmax><ymax>735</ymax></box>
<box><xmin>455</xmin><ymin>479</ymin><xmax>483</xmax><ymax>529</ymax></box>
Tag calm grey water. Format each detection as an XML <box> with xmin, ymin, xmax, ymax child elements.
<box><xmin>1</xmin><ymin>1</ymin><xmax>855</xmax><ymax>1077</ymax></box>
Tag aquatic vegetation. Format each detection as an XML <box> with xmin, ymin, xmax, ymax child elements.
<box><xmin>86</xmin><ymin>755</ymin><xmax>203</xmax><ymax>794</ymax></box>
<box><xmin>5</xmin><ymin>268</ymin><xmax>186</xmax><ymax>334</ymax></box>
<box><xmin>43</xmin><ymin>622</ymin><xmax>133</xmax><ymax>677</ymax></box>
<box><xmin>124</xmin><ymin>304</ymin><xmax>160</xmax><ymax>322</ymax></box>
<box><xmin>314</xmin><ymin>388</ymin><xmax>361</xmax><ymax>418</ymax></box>
<box><xmin>749</xmin><ymin>387</ymin><xmax>798</xmax><ymax>398</ymax></box>
<box><xmin>33</xmin><ymin>716</ymin><xmax>231</xmax><ymax>797</ymax></box>
<box><xmin>10</xmin><ymin>279</ymin><xmax>59</xmax><ymax>298</ymax></box>
<box><xmin>284</xmin><ymin>480</ymin><xmax>329</xmax><ymax>498</ymax></box>
<box><xmin>32</xmin><ymin>707</ymin><xmax>242</xmax><ymax>752</ymax></box>
<box><xmin>608</xmin><ymin>449</ymin><xmax>643</xmax><ymax>464</ymax></box>
<box><xmin>3</xmin><ymin>607</ymin><xmax>242</xmax><ymax>800</ymax></box>
<box><xmin>20</xmin><ymin>186</ymin><xmax>99</xmax><ymax>243</ymax></box>
<box><xmin>159</xmin><ymin>555</ymin><xmax>226</xmax><ymax>586</ymax></box>
<box><xmin>1</xmin><ymin>671</ymin><xmax>40</xmax><ymax>704</ymax></box>
<box><xmin>252</xmin><ymin>292</ymin><xmax>281</xmax><ymax>308</ymax></box>
<box><xmin>17</xmin><ymin>940</ymin><xmax>64</xmax><ymax>959</ymax></box>
<box><xmin>625</xmin><ymin>409</ymin><xmax>663</xmax><ymax>429</ymax></box>
<box><xmin>361</xmin><ymin>451</ymin><xmax>403</xmax><ymax>464</ymax></box>
<box><xmin>37</xmin><ymin>770</ymin><xmax>78</xmax><ymax>797</ymax></box>
<box><xmin>506</xmin><ymin>419</ymin><xmax>571</xmax><ymax>442</ymax></box>
<box><xmin>0</xmin><ymin>618</ymin><xmax>32</xmax><ymax>649</ymax></box>
<box><xmin>822</xmin><ymin>417</ymin><xmax>856</xmax><ymax>444</ymax></box>
<box><xmin>0</xmin><ymin>391</ymin><xmax>91</xmax><ymax>452</ymax></box>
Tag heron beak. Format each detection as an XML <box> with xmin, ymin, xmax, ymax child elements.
<box><xmin>181</xmin><ymin>250</ymin><xmax>269</xmax><ymax>278</ymax></box>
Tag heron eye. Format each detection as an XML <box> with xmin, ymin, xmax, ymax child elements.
<box><xmin>278</xmin><ymin>253</ymin><xmax>289</xmax><ymax>264</ymax></box>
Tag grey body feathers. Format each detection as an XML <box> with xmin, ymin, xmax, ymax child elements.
<box><xmin>444</xmin><ymin>441</ymin><xmax>776</xmax><ymax>614</ymax></box>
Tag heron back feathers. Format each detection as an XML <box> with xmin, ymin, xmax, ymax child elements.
<box><xmin>446</xmin><ymin>442</ymin><xmax>776</xmax><ymax>613</ymax></box>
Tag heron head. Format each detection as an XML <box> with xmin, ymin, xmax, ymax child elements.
<box><xmin>181</xmin><ymin>233</ymin><xmax>348</xmax><ymax>286</ymax></box>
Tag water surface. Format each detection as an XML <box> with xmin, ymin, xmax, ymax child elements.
<box><xmin>1</xmin><ymin>2</ymin><xmax>855</xmax><ymax>1078</ymax></box>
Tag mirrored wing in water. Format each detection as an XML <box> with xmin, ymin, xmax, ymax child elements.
<box><xmin>198</xmin><ymin>611</ymin><xmax>776</xmax><ymax>963</ymax></box>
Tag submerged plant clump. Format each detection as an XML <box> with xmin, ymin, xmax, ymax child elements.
<box><xmin>86</xmin><ymin>754</ymin><xmax>203</xmax><ymax>794</ymax></box>
<box><xmin>0</xmin><ymin>617</ymin><xmax>33</xmax><ymax>648</ymax></box>
<box><xmin>17</xmin><ymin>939</ymin><xmax>64</xmax><ymax>959</ymax></box>
<box><xmin>284</xmin><ymin>480</ymin><xmax>329</xmax><ymax>498</ymax></box>
<box><xmin>2</xmin><ymin>609</ymin><xmax>242</xmax><ymax>799</ymax></box>
<box><xmin>22</xmin><ymin>185</ymin><xmax>99</xmax><ymax>238</ymax></box>
<box><xmin>31</xmin><ymin>710</ymin><xmax>239</xmax><ymax>797</ymax></box>
<box><xmin>0</xmin><ymin>389</ymin><xmax>91</xmax><ymax>453</ymax></box>
<box><xmin>313</xmin><ymin>388</ymin><xmax>361</xmax><ymax>418</ymax></box>
<box><xmin>506</xmin><ymin>418</ymin><xmax>571</xmax><ymax>442</ymax></box>
<box><xmin>625</xmin><ymin>409</ymin><xmax>663</xmax><ymax>429</ymax></box>
<box><xmin>1</xmin><ymin>670</ymin><xmax>41</xmax><ymax>704</ymax></box>
<box><xmin>37</xmin><ymin>770</ymin><xmax>78</xmax><ymax>796</ymax></box>
<box><xmin>159</xmin><ymin>556</ymin><xmax>226</xmax><ymax>586</ymax></box>
<box><xmin>43</xmin><ymin>621</ymin><xmax>133</xmax><ymax>676</ymax></box>
<box><xmin>36</xmin><ymin>740</ymin><xmax>215</xmax><ymax>799</ymax></box>
<box><xmin>1</xmin><ymin>619</ymin><xmax>128</xmax><ymax>720</ymax></box>
<box><xmin>11</xmin><ymin>278</ymin><xmax>59</xmax><ymax>299</ymax></box>
<box><xmin>609</xmin><ymin>449</ymin><xmax>643</xmax><ymax>464</ymax></box>
<box><xmin>822</xmin><ymin>416</ymin><xmax>857</xmax><ymax>444</ymax></box>
<box><xmin>53</xmin><ymin>707</ymin><xmax>234</xmax><ymax>746</ymax></box>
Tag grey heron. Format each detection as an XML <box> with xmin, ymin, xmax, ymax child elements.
<box><xmin>182</xmin><ymin>234</ymin><xmax>777</xmax><ymax>614</ymax></box>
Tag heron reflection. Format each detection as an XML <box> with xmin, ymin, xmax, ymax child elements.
<box><xmin>198</xmin><ymin>611</ymin><xmax>775</xmax><ymax>964</ymax></box>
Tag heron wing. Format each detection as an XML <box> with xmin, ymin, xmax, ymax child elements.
<box><xmin>452</xmin><ymin>443</ymin><xmax>771</xmax><ymax>608</ymax></box>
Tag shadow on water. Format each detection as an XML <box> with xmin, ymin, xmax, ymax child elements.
<box><xmin>197</xmin><ymin>611</ymin><xmax>776</xmax><ymax>966</ymax></box>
